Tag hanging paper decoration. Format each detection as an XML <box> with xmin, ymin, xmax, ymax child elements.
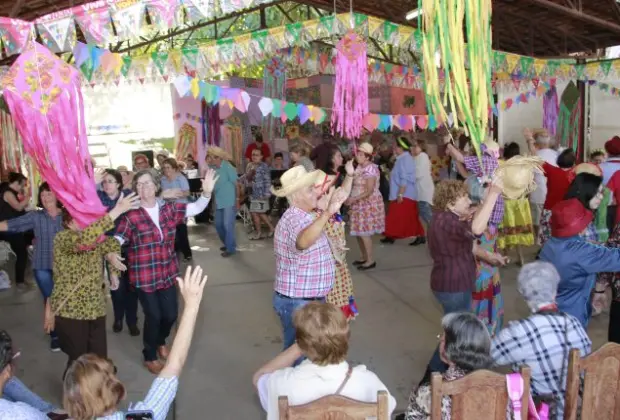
<box><xmin>331</xmin><ymin>30</ymin><xmax>369</xmax><ymax>139</ymax></box>
<box><xmin>543</xmin><ymin>85</ymin><xmax>559</xmax><ymax>137</ymax></box>
<box><xmin>110</xmin><ymin>0</ymin><xmax>146</xmax><ymax>41</ymax></box>
<box><xmin>35</xmin><ymin>14</ymin><xmax>76</xmax><ymax>53</ymax></box>
<box><xmin>184</xmin><ymin>0</ymin><xmax>215</xmax><ymax>23</ymax></box>
<box><xmin>0</xmin><ymin>18</ymin><xmax>34</xmax><ymax>56</ymax></box>
<box><xmin>556</xmin><ymin>81</ymin><xmax>581</xmax><ymax>156</ymax></box>
<box><xmin>1</xmin><ymin>43</ymin><xmax>107</xmax><ymax>227</ymax></box>
<box><xmin>263</xmin><ymin>56</ymin><xmax>286</xmax><ymax>141</ymax></box>
<box><xmin>146</xmin><ymin>0</ymin><xmax>180</xmax><ymax>30</ymax></box>
<box><xmin>73</xmin><ymin>1</ymin><xmax>114</xmax><ymax>45</ymax></box>
<box><xmin>0</xmin><ymin>108</ymin><xmax>23</xmax><ymax>172</ymax></box>
<box><xmin>421</xmin><ymin>0</ymin><xmax>492</xmax><ymax>158</ymax></box>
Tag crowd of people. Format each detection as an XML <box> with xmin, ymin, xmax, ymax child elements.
<box><xmin>1</xmin><ymin>128</ymin><xmax>620</xmax><ymax>420</ymax></box>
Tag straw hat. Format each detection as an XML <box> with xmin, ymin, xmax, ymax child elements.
<box><xmin>495</xmin><ymin>155</ymin><xmax>544</xmax><ymax>200</ymax></box>
<box><xmin>156</xmin><ymin>149</ymin><xmax>170</xmax><ymax>159</ymax></box>
<box><xmin>271</xmin><ymin>166</ymin><xmax>323</xmax><ymax>197</ymax></box>
<box><xmin>206</xmin><ymin>146</ymin><xmax>231</xmax><ymax>161</ymax></box>
<box><xmin>574</xmin><ymin>162</ymin><xmax>602</xmax><ymax>177</ymax></box>
<box><xmin>116</xmin><ymin>165</ymin><xmax>131</xmax><ymax>173</ymax></box>
<box><xmin>483</xmin><ymin>139</ymin><xmax>500</xmax><ymax>154</ymax></box>
<box><xmin>358</xmin><ymin>142</ymin><xmax>373</xmax><ymax>155</ymax></box>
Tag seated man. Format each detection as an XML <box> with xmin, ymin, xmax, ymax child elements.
<box><xmin>252</xmin><ymin>302</ymin><xmax>396</xmax><ymax>420</ymax></box>
<box><xmin>492</xmin><ymin>262</ymin><xmax>592</xmax><ymax>420</ymax></box>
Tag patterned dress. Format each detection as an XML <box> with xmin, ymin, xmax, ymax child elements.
<box><xmin>349</xmin><ymin>163</ymin><xmax>385</xmax><ymax>236</ymax></box>
<box><xmin>472</xmin><ymin>226</ymin><xmax>504</xmax><ymax>336</ymax></box>
<box><xmin>319</xmin><ymin>211</ymin><xmax>358</xmax><ymax>320</ymax></box>
<box><xmin>404</xmin><ymin>366</ymin><xmax>468</xmax><ymax>420</ymax></box>
<box><xmin>497</xmin><ymin>198</ymin><xmax>535</xmax><ymax>249</ymax></box>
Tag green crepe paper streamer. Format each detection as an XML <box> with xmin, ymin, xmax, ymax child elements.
<box><xmin>546</xmin><ymin>60</ymin><xmax>559</xmax><ymax>76</ymax></box>
<box><xmin>383</xmin><ymin>22</ymin><xmax>397</xmax><ymax>42</ymax></box>
<box><xmin>601</xmin><ymin>60</ymin><xmax>613</xmax><ymax>76</ymax></box>
<box><xmin>520</xmin><ymin>56</ymin><xmax>534</xmax><ymax>76</ymax></box>
<box><xmin>286</xmin><ymin>22</ymin><xmax>303</xmax><ymax>43</ymax></box>
<box><xmin>80</xmin><ymin>61</ymin><xmax>94</xmax><ymax>81</ymax></box>
<box><xmin>316</xmin><ymin>108</ymin><xmax>326</xmax><ymax>124</ymax></box>
<box><xmin>151</xmin><ymin>51</ymin><xmax>169</xmax><ymax>75</ymax></box>
<box><xmin>121</xmin><ymin>56</ymin><xmax>132</xmax><ymax>77</ymax></box>
<box><xmin>493</xmin><ymin>51</ymin><xmax>506</xmax><ymax>71</ymax></box>
<box><xmin>251</xmin><ymin>30</ymin><xmax>268</xmax><ymax>51</ymax></box>
<box><xmin>284</xmin><ymin>102</ymin><xmax>298</xmax><ymax>120</ymax></box>
<box><xmin>182</xmin><ymin>48</ymin><xmax>199</xmax><ymax>68</ymax></box>
<box><xmin>413</xmin><ymin>30</ymin><xmax>423</xmax><ymax>49</ymax></box>
<box><xmin>272</xmin><ymin>99</ymin><xmax>282</xmax><ymax>117</ymax></box>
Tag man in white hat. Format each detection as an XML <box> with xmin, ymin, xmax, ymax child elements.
<box><xmin>271</xmin><ymin>166</ymin><xmax>348</xmax><ymax>355</ymax></box>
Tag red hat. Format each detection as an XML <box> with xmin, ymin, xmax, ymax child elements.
<box><xmin>551</xmin><ymin>198</ymin><xmax>594</xmax><ymax>238</ymax></box>
<box><xmin>605</xmin><ymin>136</ymin><xmax>620</xmax><ymax>156</ymax></box>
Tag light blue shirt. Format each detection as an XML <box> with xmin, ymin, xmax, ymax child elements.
<box><xmin>600</xmin><ymin>159</ymin><xmax>620</xmax><ymax>185</ymax></box>
<box><xmin>389</xmin><ymin>152</ymin><xmax>417</xmax><ymax>201</ymax></box>
<box><xmin>213</xmin><ymin>160</ymin><xmax>238</xmax><ymax>210</ymax></box>
<box><xmin>160</xmin><ymin>173</ymin><xmax>190</xmax><ymax>204</ymax></box>
<box><xmin>0</xmin><ymin>399</ymin><xmax>48</xmax><ymax>419</ymax></box>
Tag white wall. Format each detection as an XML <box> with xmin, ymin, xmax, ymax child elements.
<box><xmin>589</xmin><ymin>81</ymin><xmax>620</xmax><ymax>152</ymax></box>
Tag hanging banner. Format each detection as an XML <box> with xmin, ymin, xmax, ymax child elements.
<box><xmin>35</xmin><ymin>12</ymin><xmax>76</xmax><ymax>53</ymax></box>
<box><xmin>110</xmin><ymin>0</ymin><xmax>146</xmax><ymax>41</ymax></box>
<box><xmin>0</xmin><ymin>18</ymin><xmax>33</xmax><ymax>56</ymax></box>
<box><xmin>145</xmin><ymin>0</ymin><xmax>180</xmax><ymax>30</ymax></box>
<box><xmin>184</xmin><ymin>0</ymin><xmax>215</xmax><ymax>23</ymax></box>
<box><xmin>73</xmin><ymin>1</ymin><xmax>114</xmax><ymax>45</ymax></box>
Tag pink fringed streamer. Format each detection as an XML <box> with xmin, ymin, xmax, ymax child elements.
<box><xmin>331</xmin><ymin>31</ymin><xmax>368</xmax><ymax>139</ymax></box>
<box><xmin>2</xmin><ymin>43</ymin><xmax>106</xmax><ymax>228</ymax></box>
<box><xmin>543</xmin><ymin>85</ymin><xmax>559</xmax><ymax>137</ymax></box>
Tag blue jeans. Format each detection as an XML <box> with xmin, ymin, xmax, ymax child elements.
<box><xmin>2</xmin><ymin>377</ymin><xmax>54</xmax><ymax>412</ymax></box>
<box><xmin>215</xmin><ymin>206</ymin><xmax>237</xmax><ymax>253</ymax></box>
<box><xmin>33</xmin><ymin>269</ymin><xmax>57</xmax><ymax>341</ymax></box>
<box><xmin>427</xmin><ymin>291</ymin><xmax>473</xmax><ymax>375</ymax></box>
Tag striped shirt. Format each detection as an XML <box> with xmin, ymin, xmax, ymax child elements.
<box><xmin>7</xmin><ymin>210</ymin><xmax>63</xmax><ymax>270</ymax></box>
<box><xmin>98</xmin><ymin>376</ymin><xmax>178</xmax><ymax>420</ymax></box>
<box><xmin>428</xmin><ymin>211</ymin><xmax>476</xmax><ymax>293</ymax></box>
<box><xmin>274</xmin><ymin>206</ymin><xmax>335</xmax><ymax>298</ymax></box>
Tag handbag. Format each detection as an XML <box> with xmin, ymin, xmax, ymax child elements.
<box><xmin>506</xmin><ymin>373</ymin><xmax>549</xmax><ymax>420</ymax></box>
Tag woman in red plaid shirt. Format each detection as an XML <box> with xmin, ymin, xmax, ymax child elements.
<box><xmin>114</xmin><ymin>168</ymin><xmax>218</xmax><ymax>374</ymax></box>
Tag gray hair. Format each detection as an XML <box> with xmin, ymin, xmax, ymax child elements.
<box><xmin>442</xmin><ymin>312</ymin><xmax>494</xmax><ymax>372</ymax></box>
<box><xmin>132</xmin><ymin>169</ymin><xmax>162</xmax><ymax>196</ymax></box>
<box><xmin>534</xmin><ymin>133</ymin><xmax>552</xmax><ymax>148</ymax></box>
<box><xmin>517</xmin><ymin>261</ymin><xmax>560</xmax><ymax>312</ymax></box>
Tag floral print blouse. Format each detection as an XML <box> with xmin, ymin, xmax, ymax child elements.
<box><xmin>404</xmin><ymin>366</ymin><xmax>468</xmax><ymax>420</ymax></box>
<box><xmin>51</xmin><ymin>215</ymin><xmax>120</xmax><ymax>320</ymax></box>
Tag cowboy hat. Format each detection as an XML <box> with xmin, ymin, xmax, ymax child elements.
<box><xmin>358</xmin><ymin>142</ymin><xmax>373</xmax><ymax>155</ymax></box>
<box><xmin>206</xmin><ymin>146</ymin><xmax>231</xmax><ymax>161</ymax></box>
<box><xmin>271</xmin><ymin>166</ymin><xmax>323</xmax><ymax>197</ymax></box>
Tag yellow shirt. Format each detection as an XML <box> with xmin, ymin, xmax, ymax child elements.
<box><xmin>51</xmin><ymin>215</ymin><xmax>120</xmax><ymax>320</ymax></box>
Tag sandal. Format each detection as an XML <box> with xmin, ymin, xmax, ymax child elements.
<box><xmin>249</xmin><ymin>232</ymin><xmax>263</xmax><ymax>240</ymax></box>
<box><xmin>352</xmin><ymin>260</ymin><xmax>367</xmax><ymax>266</ymax></box>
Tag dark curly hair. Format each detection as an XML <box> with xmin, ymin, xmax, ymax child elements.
<box><xmin>0</xmin><ymin>330</ymin><xmax>13</xmax><ymax>373</ymax></box>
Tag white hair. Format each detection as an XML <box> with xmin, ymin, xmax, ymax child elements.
<box><xmin>534</xmin><ymin>133</ymin><xmax>552</xmax><ymax>147</ymax></box>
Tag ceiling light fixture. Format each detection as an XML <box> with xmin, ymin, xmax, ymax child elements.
<box><xmin>406</xmin><ymin>9</ymin><xmax>423</xmax><ymax>21</ymax></box>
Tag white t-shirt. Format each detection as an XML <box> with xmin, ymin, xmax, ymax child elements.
<box><xmin>258</xmin><ymin>360</ymin><xmax>396</xmax><ymax>420</ymax></box>
<box><xmin>0</xmin><ymin>399</ymin><xmax>48</xmax><ymax>420</ymax></box>
<box><xmin>414</xmin><ymin>152</ymin><xmax>435</xmax><ymax>204</ymax></box>
<box><xmin>530</xmin><ymin>148</ymin><xmax>559</xmax><ymax>204</ymax></box>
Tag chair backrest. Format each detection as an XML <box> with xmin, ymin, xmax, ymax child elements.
<box><xmin>430</xmin><ymin>365</ymin><xmax>531</xmax><ymax>420</ymax></box>
<box><xmin>277</xmin><ymin>391</ymin><xmax>389</xmax><ymax>420</ymax></box>
<box><xmin>564</xmin><ymin>342</ymin><xmax>620</xmax><ymax>420</ymax></box>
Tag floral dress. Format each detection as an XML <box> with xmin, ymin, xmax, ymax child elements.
<box><xmin>349</xmin><ymin>163</ymin><xmax>385</xmax><ymax>236</ymax></box>
<box><xmin>404</xmin><ymin>366</ymin><xmax>468</xmax><ymax>420</ymax></box>
<box><xmin>472</xmin><ymin>226</ymin><xmax>504</xmax><ymax>336</ymax></box>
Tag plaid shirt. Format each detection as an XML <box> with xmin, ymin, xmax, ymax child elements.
<box><xmin>7</xmin><ymin>210</ymin><xmax>62</xmax><ymax>270</ymax></box>
<box><xmin>99</xmin><ymin>376</ymin><xmax>178</xmax><ymax>420</ymax></box>
<box><xmin>463</xmin><ymin>155</ymin><xmax>505</xmax><ymax>225</ymax></box>
<box><xmin>116</xmin><ymin>202</ymin><xmax>186</xmax><ymax>293</ymax></box>
<box><xmin>274</xmin><ymin>206</ymin><xmax>335</xmax><ymax>298</ymax></box>
<box><xmin>491</xmin><ymin>313</ymin><xmax>591</xmax><ymax>420</ymax></box>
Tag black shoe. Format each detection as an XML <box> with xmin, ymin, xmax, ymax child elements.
<box><xmin>380</xmin><ymin>237</ymin><xmax>395</xmax><ymax>244</ymax></box>
<box><xmin>183</xmin><ymin>255</ymin><xmax>193</xmax><ymax>262</ymax></box>
<box><xmin>128</xmin><ymin>324</ymin><xmax>140</xmax><ymax>337</ymax></box>
<box><xmin>409</xmin><ymin>237</ymin><xmax>427</xmax><ymax>246</ymax></box>
<box><xmin>221</xmin><ymin>251</ymin><xmax>235</xmax><ymax>258</ymax></box>
<box><xmin>358</xmin><ymin>262</ymin><xmax>376</xmax><ymax>271</ymax></box>
<box><xmin>113</xmin><ymin>320</ymin><xmax>123</xmax><ymax>333</ymax></box>
<box><xmin>220</xmin><ymin>246</ymin><xmax>226</xmax><ymax>251</ymax></box>
<box><xmin>352</xmin><ymin>260</ymin><xmax>367</xmax><ymax>266</ymax></box>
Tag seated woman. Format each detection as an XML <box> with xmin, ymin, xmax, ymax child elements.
<box><xmin>403</xmin><ymin>312</ymin><xmax>494</xmax><ymax>420</ymax></box>
<box><xmin>253</xmin><ymin>302</ymin><xmax>396</xmax><ymax>420</ymax></box>
<box><xmin>492</xmin><ymin>261</ymin><xmax>591</xmax><ymax>420</ymax></box>
<box><xmin>62</xmin><ymin>265</ymin><xmax>208</xmax><ymax>420</ymax></box>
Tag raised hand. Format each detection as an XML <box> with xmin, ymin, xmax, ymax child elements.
<box><xmin>345</xmin><ymin>160</ymin><xmax>355</xmax><ymax>176</ymax></box>
<box><xmin>115</xmin><ymin>192</ymin><xmax>140</xmax><ymax>213</ymax></box>
<box><xmin>202</xmin><ymin>169</ymin><xmax>219</xmax><ymax>196</ymax></box>
<box><xmin>327</xmin><ymin>187</ymin><xmax>348</xmax><ymax>215</ymax></box>
<box><xmin>177</xmin><ymin>265</ymin><xmax>208</xmax><ymax>309</ymax></box>
<box><xmin>523</xmin><ymin>127</ymin><xmax>533</xmax><ymax>141</ymax></box>
<box><xmin>106</xmin><ymin>252</ymin><xmax>127</xmax><ymax>272</ymax></box>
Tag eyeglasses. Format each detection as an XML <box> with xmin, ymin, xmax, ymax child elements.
<box><xmin>102</xmin><ymin>180</ymin><xmax>118</xmax><ymax>185</ymax></box>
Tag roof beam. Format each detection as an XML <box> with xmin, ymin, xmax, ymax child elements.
<box><xmin>9</xmin><ymin>0</ymin><xmax>26</xmax><ymax>18</ymax></box>
<box><xmin>522</xmin><ymin>0</ymin><xmax>620</xmax><ymax>35</ymax></box>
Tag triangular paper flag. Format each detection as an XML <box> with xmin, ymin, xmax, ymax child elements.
<box><xmin>121</xmin><ymin>55</ymin><xmax>132</xmax><ymax>77</ymax></box>
<box><xmin>241</xmin><ymin>91</ymin><xmax>251</xmax><ymax>111</ymax></box>
<box><xmin>111</xmin><ymin>2</ymin><xmax>145</xmax><ymax>41</ymax></box>
<box><xmin>173</xmin><ymin>75</ymin><xmax>191</xmax><ymax>97</ymax></box>
<box><xmin>73</xmin><ymin>42</ymin><xmax>89</xmax><ymax>67</ymax></box>
<box><xmin>315</xmin><ymin>108</ymin><xmax>326</xmax><ymax>124</ymax></box>
<box><xmin>36</xmin><ymin>16</ymin><xmax>75</xmax><ymax>53</ymax></box>
<box><xmin>284</xmin><ymin>102</ymin><xmax>298</xmax><ymax>120</ymax></box>
<box><xmin>190</xmin><ymin>78</ymin><xmax>200</xmax><ymax>98</ymax></box>
<box><xmin>272</xmin><ymin>99</ymin><xmax>282</xmax><ymax>117</ymax></box>
<box><xmin>299</xmin><ymin>104</ymin><xmax>311</xmax><ymax>124</ymax></box>
<box><xmin>258</xmin><ymin>97</ymin><xmax>274</xmax><ymax>116</ymax></box>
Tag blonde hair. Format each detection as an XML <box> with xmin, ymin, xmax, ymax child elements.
<box><xmin>63</xmin><ymin>354</ymin><xmax>125</xmax><ymax>420</ymax></box>
<box><xmin>434</xmin><ymin>180</ymin><xmax>469</xmax><ymax>211</ymax></box>
<box><xmin>290</xmin><ymin>144</ymin><xmax>309</xmax><ymax>157</ymax></box>
<box><xmin>294</xmin><ymin>302</ymin><xmax>350</xmax><ymax>366</ymax></box>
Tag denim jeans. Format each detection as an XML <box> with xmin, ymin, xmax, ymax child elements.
<box><xmin>215</xmin><ymin>206</ymin><xmax>237</xmax><ymax>253</ymax></box>
<box><xmin>426</xmin><ymin>291</ymin><xmax>473</xmax><ymax>376</ymax></box>
<box><xmin>137</xmin><ymin>286</ymin><xmax>178</xmax><ymax>362</ymax></box>
<box><xmin>2</xmin><ymin>377</ymin><xmax>54</xmax><ymax>412</ymax></box>
<box><xmin>32</xmin><ymin>269</ymin><xmax>57</xmax><ymax>340</ymax></box>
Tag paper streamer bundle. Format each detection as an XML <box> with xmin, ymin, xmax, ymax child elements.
<box><xmin>495</xmin><ymin>156</ymin><xmax>543</xmax><ymax>200</ymax></box>
<box><xmin>263</xmin><ymin>57</ymin><xmax>286</xmax><ymax>140</ymax></box>
<box><xmin>2</xmin><ymin>43</ymin><xmax>107</xmax><ymax>227</ymax></box>
<box><xmin>421</xmin><ymin>0</ymin><xmax>493</xmax><ymax>157</ymax></box>
<box><xmin>331</xmin><ymin>31</ymin><xmax>368</xmax><ymax>139</ymax></box>
<box><xmin>543</xmin><ymin>85</ymin><xmax>559</xmax><ymax>137</ymax></box>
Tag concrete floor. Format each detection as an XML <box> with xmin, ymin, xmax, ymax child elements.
<box><xmin>0</xmin><ymin>222</ymin><xmax>609</xmax><ymax>418</ymax></box>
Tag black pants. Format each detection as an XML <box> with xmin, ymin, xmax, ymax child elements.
<box><xmin>0</xmin><ymin>232</ymin><xmax>27</xmax><ymax>284</ymax></box>
<box><xmin>137</xmin><ymin>286</ymin><xmax>178</xmax><ymax>362</ymax></box>
<box><xmin>609</xmin><ymin>205</ymin><xmax>618</xmax><ymax>234</ymax></box>
<box><xmin>55</xmin><ymin>316</ymin><xmax>107</xmax><ymax>377</ymax></box>
<box><xmin>610</xmin><ymin>300</ymin><xmax>620</xmax><ymax>343</ymax></box>
<box><xmin>174</xmin><ymin>223</ymin><xmax>192</xmax><ymax>259</ymax></box>
<box><xmin>110</xmin><ymin>272</ymin><xmax>138</xmax><ymax>327</ymax></box>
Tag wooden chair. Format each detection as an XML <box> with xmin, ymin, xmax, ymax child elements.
<box><xmin>277</xmin><ymin>391</ymin><xmax>389</xmax><ymax>420</ymax></box>
<box><xmin>564</xmin><ymin>342</ymin><xmax>620</xmax><ymax>420</ymax></box>
<box><xmin>430</xmin><ymin>365</ymin><xmax>531</xmax><ymax>420</ymax></box>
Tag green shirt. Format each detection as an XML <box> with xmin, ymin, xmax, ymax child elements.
<box><xmin>213</xmin><ymin>161</ymin><xmax>238</xmax><ymax>209</ymax></box>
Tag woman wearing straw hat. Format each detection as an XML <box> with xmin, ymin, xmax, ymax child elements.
<box><xmin>271</xmin><ymin>166</ymin><xmax>348</xmax><ymax>353</ymax></box>
<box><xmin>346</xmin><ymin>142</ymin><xmax>385</xmax><ymax>271</ymax></box>
<box><xmin>206</xmin><ymin>147</ymin><xmax>238</xmax><ymax>257</ymax></box>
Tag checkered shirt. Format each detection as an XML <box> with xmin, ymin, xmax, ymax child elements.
<box><xmin>115</xmin><ymin>202</ymin><xmax>186</xmax><ymax>293</ymax></box>
<box><xmin>7</xmin><ymin>210</ymin><xmax>62</xmax><ymax>270</ymax></box>
<box><xmin>98</xmin><ymin>376</ymin><xmax>178</xmax><ymax>420</ymax></box>
<box><xmin>491</xmin><ymin>313</ymin><xmax>591</xmax><ymax>420</ymax></box>
<box><xmin>274</xmin><ymin>206</ymin><xmax>335</xmax><ymax>298</ymax></box>
<box><xmin>463</xmin><ymin>155</ymin><xmax>505</xmax><ymax>225</ymax></box>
